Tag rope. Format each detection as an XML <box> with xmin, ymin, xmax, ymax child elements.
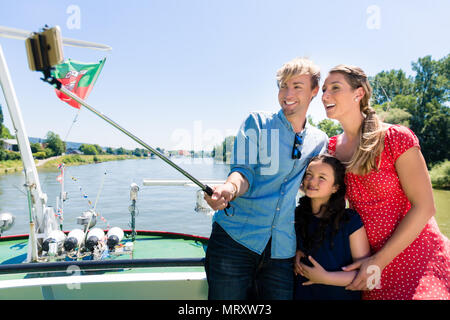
<box><xmin>63</xmin><ymin>105</ymin><xmax>81</xmax><ymax>144</ymax></box>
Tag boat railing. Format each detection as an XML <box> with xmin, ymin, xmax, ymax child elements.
<box><xmin>142</xmin><ymin>179</ymin><xmax>225</xmax><ymax>215</ymax></box>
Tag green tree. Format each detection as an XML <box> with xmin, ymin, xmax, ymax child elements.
<box><xmin>43</xmin><ymin>147</ymin><xmax>54</xmax><ymax>157</ymax></box>
<box><xmin>45</xmin><ymin>131</ymin><xmax>66</xmax><ymax>156</ymax></box>
<box><xmin>133</xmin><ymin>148</ymin><xmax>142</xmax><ymax>157</ymax></box>
<box><xmin>0</xmin><ymin>104</ymin><xmax>3</xmax><ymax>137</ymax></box>
<box><xmin>115</xmin><ymin>147</ymin><xmax>126</xmax><ymax>155</ymax></box>
<box><xmin>213</xmin><ymin>136</ymin><xmax>235</xmax><ymax>163</ymax></box>
<box><xmin>30</xmin><ymin>142</ymin><xmax>44</xmax><ymax>153</ymax></box>
<box><xmin>373</xmin><ymin>95</ymin><xmax>414</xmax><ymax>127</ymax></box>
<box><xmin>316</xmin><ymin>119</ymin><xmax>343</xmax><ymax>138</ymax></box>
<box><xmin>0</xmin><ymin>104</ymin><xmax>13</xmax><ymax>139</ymax></box>
<box><xmin>410</xmin><ymin>55</ymin><xmax>449</xmax><ymax>165</ymax></box>
<box><xmin>79</xmin><ymin>144</ymin><xmax>99</xmax><ymax>155</ymax></box>
<box><xmin>376</xmin><ymin>107</ymin><xmax>412</xmax><ymax>127</ymax></box>
<box><xmin>370</xmin><ymin>70</ymin><xmax>413</xmax><ymax>105</ymax></box>
<box><xmin>93</xmin><ymin>144</ymin><xmax>104</xmax><ymax>154</ymax></box>
<box><xmin>307</xmin><ymin>116</ymin><xmax>343</xmax><ymax>138</ymax></box>
<box><xmin>412</xmin><ymin>55</ymin><xmax>448</xmax><ymax>107</ymax></box>
<box><xmin>417</xmin><ymin>99</ymin><xmax>449</xmax><ymax>165</ymax></box>
<box><xmin>370</xmin><ymin>54</ymin><xmax>449</xmax><ymax>166</ymax></box>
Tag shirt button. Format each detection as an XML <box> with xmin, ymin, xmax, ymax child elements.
<box><xmin>276</xmin><ymin>207</ymin><xmax>280</xmax><ymax>211</ymax></box>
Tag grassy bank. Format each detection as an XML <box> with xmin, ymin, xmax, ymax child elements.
<box><xmin>0</xmin><ymin>154</ymin><xmax>138</xmax><ymax>174</ymax></box>
<box><xmin>0</xmin><ymin>159</ymin><xmax>23</xmax><ymax>174</ymax></box>
<box><xmin>39</xmin><ymin>154</ymin><xmax>136</xmax><ymax>169</ymax></box>
<box><xmin>429</xmin><ymin>160</ymin><xmax>450</xmax><ymax>190</ymax></box>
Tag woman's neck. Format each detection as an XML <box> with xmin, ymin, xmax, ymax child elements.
<box><xmin>339</xmin><ymin>111</ymin><xmax>364</xmax><ymax>140</ymax></box>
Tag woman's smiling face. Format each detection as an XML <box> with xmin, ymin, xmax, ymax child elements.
<box><xmin>321</xmin><ymin>72</ymin><xmax>362</xmax><ymax>121</ymax></box>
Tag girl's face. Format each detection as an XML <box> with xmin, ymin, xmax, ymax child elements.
<box><xmin>321</xmin><ymin>72</ymin><xmax>363</xmax><ymax>121</ymax></box>
<box><xmin>302</xmin><ymin>160</ymin><xmax>339</xmax><ymax>203</ymax></box>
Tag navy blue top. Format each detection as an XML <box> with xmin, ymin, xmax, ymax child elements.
<box><xmin>294</xmin><ymin>209</ymin><xmax>364</xmax><ymax>300</ymax></box>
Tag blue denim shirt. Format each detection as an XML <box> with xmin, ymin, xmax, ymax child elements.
<box><xmin>213</xmin><ymin>109</ymin><xmax>328</xmax><ymax>258</ymax></box>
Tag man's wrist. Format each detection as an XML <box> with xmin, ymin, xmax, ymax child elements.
<box><xmin>227</xmin><ymin>181</ymin><xmax>239</xmax><ymax>201</ymax></box>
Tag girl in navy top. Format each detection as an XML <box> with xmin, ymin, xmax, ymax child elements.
<box><xmin>294</xmin><ymin>154</ymin><xmax>371</xmax><ymax>300</ymax></box>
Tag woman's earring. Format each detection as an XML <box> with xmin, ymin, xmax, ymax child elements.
<box><xmin>354</xmin><ymin>98</ymin><xmax>359</xmax><ymax>102</ymax></box>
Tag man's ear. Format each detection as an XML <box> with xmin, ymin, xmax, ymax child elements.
<box><xmin>311</xmin><ymin>86</ymin><xmax>319</xmax><ymax>101</ymax></box>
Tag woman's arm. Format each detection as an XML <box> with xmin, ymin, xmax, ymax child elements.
<box><xmin>349</xmin><ymin>226</ymin><xmax>371</xmax><ymax>261</ymax></box>
<box><xmin>298</xmin><ymin>226</ymin><xmax>371</xmax><ymax>287</ymax></box>
<box><xmin>344</xmin><ymin>147</ymin><xmax>436</xmax><ymax>290</ymax></box>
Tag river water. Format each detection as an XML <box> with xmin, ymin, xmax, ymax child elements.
<box><xmin>0</xmin><ymin>157</ymin><xmax>449</xmax><ymax>238</ymax></box>
<box><xmin>0</xmin><ymin>157</ymin><xmax>228</xmax><ymax>238</ymax></box>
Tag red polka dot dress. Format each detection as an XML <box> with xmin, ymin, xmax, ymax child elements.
<box><xmin>328</xmin><ymin>125</ymin><xmax>450</xmax><ymax>300</ymax></box>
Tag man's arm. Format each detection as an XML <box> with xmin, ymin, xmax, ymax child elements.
<box><xmin>204</xmin><ymin>172</ymin><xmax>249</xmax><ymax>211</ymax></box>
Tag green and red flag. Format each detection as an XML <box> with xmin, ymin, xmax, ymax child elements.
<box><xmin>51</xmin><ymin>58</ymin><xmax>106</xmax><ymax>109</ymax></box>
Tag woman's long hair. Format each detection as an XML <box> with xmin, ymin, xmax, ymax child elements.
<box><xmin>329</xmin><ymin>65</ymin><xmax>386</xmax><ymax>176</ymax></box>
<box><xmin>295</xmin><ymin>154</ymin><xmax>348</xmax><ymax>253</ymax></box>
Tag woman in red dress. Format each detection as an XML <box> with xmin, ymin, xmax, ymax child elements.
<box><xmin>321</xmin><ymin>64</ymin><xmax>450</xmax><ymax>300</ymax></box>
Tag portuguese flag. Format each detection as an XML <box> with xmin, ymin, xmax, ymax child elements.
<box><xmin>51</xmin><ymin>58</ymin><xmax>106</xmax><ymax>109</ymax></box>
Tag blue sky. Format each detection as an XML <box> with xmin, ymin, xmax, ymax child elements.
<box><xmin>0</xmin><ymin>0</ymin><xmax>449</xmax><ymax>151</ymax></box>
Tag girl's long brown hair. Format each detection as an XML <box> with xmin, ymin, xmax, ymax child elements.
<box><xmin>295</xmin><ymin>154</ymin><xmax>348</xmax><ymax>252</ymax></box>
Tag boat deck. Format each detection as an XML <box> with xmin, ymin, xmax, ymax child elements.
<box><xmin>0</xmin><ymin>231</ymin><xmax>209</xmax><ymax>299</ymax></box>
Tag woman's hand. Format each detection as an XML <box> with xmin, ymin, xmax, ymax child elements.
<box><xmin>297</xmin><ymin>256</ymin><xmax>329</xmax><ymax>286</ymax></box>
<box><xmin>342</xmin><ymin>255</ymin><xmax>383</xmax><ymax>291</ymax></box>
<box><xmin>294</xmin><ymin>250</ymin><xmax>306</xmax><ymax>275</ymax></box>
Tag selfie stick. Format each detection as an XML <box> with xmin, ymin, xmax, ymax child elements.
<box><xmin>27</xmin><ymin>25</ymin><xmax>231</xmax><ymax>214</ymax></box>
<box><xmin>41</xmin><ymin>73</ymin><xmax>234</xmax><ymax>214</ymax></box>
<box><xmin>44</xmin><ymin>75</ymin><xmax>213</xmax><ymax>192</ymax></box>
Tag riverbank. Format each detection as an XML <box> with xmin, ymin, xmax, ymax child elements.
<box><xmin>1</xmin><ymin>155</ymin><xmax>449</xmax><ymax>191</ymax></box>
<box><xmin>0</xmin><ymin>154</ymin><xmax>138</xmax><ymax>174</ymax></box>
<box><xmin>39</xmin><ymin>154</ymin><xmax>137</xmax><ymax>169</ymax></box>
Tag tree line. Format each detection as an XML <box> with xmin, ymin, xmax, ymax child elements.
<box><xmin>0</xmin><ymin>119</ymin><xmax>153</xmax><ymax>160</ymax></box>
<box><xmin>31</xmin><ymin>132</ymin><xmax>153</xmax><ymax>159</ymax></box>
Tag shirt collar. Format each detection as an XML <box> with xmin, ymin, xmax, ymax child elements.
<box><xmin>277</xmin><ymin>109</ymin><xmax>310</xmax><ymax>135</ymax></box>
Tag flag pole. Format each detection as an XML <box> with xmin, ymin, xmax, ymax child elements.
<box><xmin>0</xmin><ymin>25</ymin><xmax>112</xmax><ymax>51</ymax></box>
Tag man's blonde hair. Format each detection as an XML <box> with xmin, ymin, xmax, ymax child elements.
<box><xmin>276</xmin><ymin>57</ymin><xmax>321</xmax><ymax>89</ymax></box>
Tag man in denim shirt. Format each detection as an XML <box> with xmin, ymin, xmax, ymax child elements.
<box><xmin>204</xmin><ymin>58</ymin><xmax>328</xmax><ymax>299</ymax></box>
